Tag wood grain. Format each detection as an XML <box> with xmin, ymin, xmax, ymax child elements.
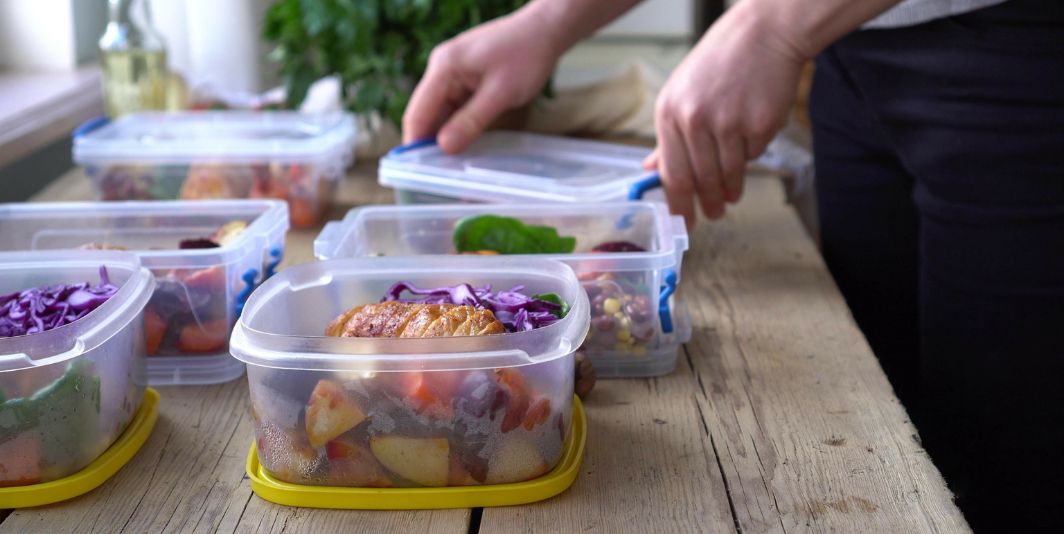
<box><xmin>479</xmin><ymin>177</ymin><xmax>969</xmax><ymax>534</ymax></box>
<box><xmin>2</xmin><ymin>164</ymin><xmax>968</xmax><ymax>533</ymax></box>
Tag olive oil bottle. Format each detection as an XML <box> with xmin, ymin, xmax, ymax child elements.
<box><xmin>98</xmin><ymin>0</ymin><xmax>168</xmax><ymax>117</ymax></box>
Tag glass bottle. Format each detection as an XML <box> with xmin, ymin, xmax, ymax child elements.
<box><xmin>98</xmin><ymin>0</ymin><xmax>169</xmax><ymax>117</ymax></box>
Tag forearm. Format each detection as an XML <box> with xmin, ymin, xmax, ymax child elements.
<box><xmin>726</xmin><ymin>0</ymin><xmax>903</xmax><ymax>60</ymax></box>
<box><xmin>518</xmin><ymin>0</ymin><xmax>643</xmax><ymax>57</ymax></box>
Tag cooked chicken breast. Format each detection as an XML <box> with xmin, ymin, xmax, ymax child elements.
<box><xmin>326</xmin><ymin>301</ymin><xmax>505</xmax><ymax>338</ymax></box>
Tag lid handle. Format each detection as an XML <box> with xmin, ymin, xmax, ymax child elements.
<box><xmin>72</xmin><ymin>116</ymin><xmax>110</xmax><ymax>139</ymax></box>
<box><xmin>388</xmin><ymin>137</ymin><xmax>438</xmax><ymax>157</ymax></box>
<box><xmin>627</xmin><ymin>172</ymin><xmax>662</xmax><ymax>201</ymax></box>
<box><xmin>658</xmin><ymin>269</ymin><xmax>678</xmax><ymax>334</ymax></box>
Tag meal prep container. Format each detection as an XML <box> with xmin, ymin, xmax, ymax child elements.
<box><xmin>73</xmin><ymin>111</ymin><xmax>356</xmax><ymax>229</ymax></box>
<box><xmin>230</xmin><ymin>257</ymin><xmax>589</xmax><ymax>488</ymax></box>
<box><xmin>0</xmin><ymin>200</ymin><xmax>290</xmax><ymax>385</ymax></box>
<box><xmin>0</xmin><ymin>250</ymin><xmax>154</xmax><ymax>488</ymax></box>
<box><xmin>314</xmin><ymin>202</ymin><xmax>690</xmax><ymax>377</ymax></box>
<box><xmin>379</xmin><ymin>131</ymin><xmax>664</xmax><ymax>205</ymax></box>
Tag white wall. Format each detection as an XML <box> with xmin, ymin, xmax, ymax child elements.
<box><xmin>151</xmin><ymin>0</ymin><xmax>274</xmax><ymax>94</ymax></box>
<box><xmin>0</xmin><ymin>0</ymin><xmax>76</xmax><ymax>70</ymax></box>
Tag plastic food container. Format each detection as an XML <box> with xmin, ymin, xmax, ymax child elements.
<box><xmin>314</xmin><ymin>202</ymin><xmax>690</xmax><ymax>377</ymax></box>
<box><xmin>0</xmin><ymin>200</ymin><xmax>289</xmax><ymax>385</ymax></box>
<box><xmin>379</xmin><ymin>132</ymin><xmax>664</xmax><ymax>205</ymax></box>
<box><xmin>73</xmin><ymin>111</ymin><xmax>356</xmax><ymax>229</ymax></box>
<box><xmin>0</xmin><ymin>250</ymin><xmax>154</xmax><ymax>487</ymax></box>
<box><xmin>230</xmin><ymin>257</ymin><xmax>589</xmax><ymax>488</ymax></box>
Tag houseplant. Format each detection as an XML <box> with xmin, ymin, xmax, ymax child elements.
<box><xmin>263</xmin><ymin>0</ymin><xmax>530</xmax><ymax>130</ymax></box>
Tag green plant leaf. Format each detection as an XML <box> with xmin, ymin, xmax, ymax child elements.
<box><xmin>532</xmin><ymin>292</ymin><xmax>570</xmax><ymax>318</ymax></box>
<box><xmin>453</xmin><ymin>215</ymin><xmax>577</xmax><ymax>255</ymax></box>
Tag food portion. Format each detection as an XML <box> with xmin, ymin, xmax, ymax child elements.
<box><xmin>252</xmin><ymin>282</ymin><xmax>573</xmax><ymax>488</ymax></box>
<box><xmin>0</xmin><ymin>360</ymin><xmax>103</xmax><ymax>487</ymax></box>
<box><xmin>447</xmin><ymin>216</ymin><xmax>664</xmax><ymax>360</ymax></box>
<box><xmin>94</xmin><ymin>163</ymin><xmax>323</xmax><ymax>228</ymax></box>
<box><xmin>0</xmin><ymin>267</ymin><xmax>118</xmax><ymax>338</ymax></box>
<box><xmin>142</xmin><ymin>221</ymin><xmax>249</xmax><ymax>357</ymax></box>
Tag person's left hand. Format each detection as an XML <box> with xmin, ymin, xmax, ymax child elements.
<box><xmin>644</xmin><ymin>5</ymin><xmax>807</xmax><ymax>223</ymax></box>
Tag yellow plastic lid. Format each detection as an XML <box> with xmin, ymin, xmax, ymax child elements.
<box><xmin>247</xmin><ymin>395</ymin><xmax>587</xmax><ymax>510</ymax></box>
<box><xmin>0</xmin><ymin>387</ymin><xmax>159</xmax><ymax>509</ymax></box>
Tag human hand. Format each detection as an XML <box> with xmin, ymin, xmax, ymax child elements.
<box><xmin>644</xmin><ymin>4</ymin><xmax>807</xmax><ymax>222</ymax></box>
<box><xmin>402</xmin><ymin>9</ymin><xmax>564</xmax><ymax>153</ymax></box>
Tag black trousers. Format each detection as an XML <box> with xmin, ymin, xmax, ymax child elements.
<box><xmin>810</xmin><ymin>0</ymin><xmax>1064</xmax><ymax>530</ymax></box>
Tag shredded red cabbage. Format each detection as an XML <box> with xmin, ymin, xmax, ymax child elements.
<box><xmin>382</xmin><ymin>282</ymin><xmax>564</xmax><ymax>333</ymax></box>
<box><xmin>0</xmin><ymin>266</ymin><xmax>118</xmax><ymax>338</ymax></box>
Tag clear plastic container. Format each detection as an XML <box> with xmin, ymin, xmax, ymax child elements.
<box><xmin>0</xmin><ymin>200</ymin><xmax>290</xmax><ymax>385</ymax></box>
<box><xmin>230</xmin><ymin>257</ymin><xmax>589</xmax><ymax>488</ymax></box>
<box><xmin>73</xmin><ymin>111</ymin><xmax>356</xmax><ymax>229</ymax></box>
<box><xmin>0</xmin><ymin>250</ymin><xmax>154</xmax><ymax>487</ymax></box>
<box><xmin>379</xmin><ymin>132</ymin><xmax>665</xmax><ymax>205</ymax></box>
<box><xmin>314</xmin><ymin>202</ymin><xmax>690</xmax><ymax>377</ymax></box>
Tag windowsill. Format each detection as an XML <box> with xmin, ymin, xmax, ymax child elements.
<box><xmin>0</xmin><ymin>66</ymin><xmax>103</xmax><ymax>169</ymax></box>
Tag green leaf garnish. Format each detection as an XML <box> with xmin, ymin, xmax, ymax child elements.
<box><xmin>453</xmin><ymin>215</ymin><xmax>576</xmax><ymax>255</ymax></box>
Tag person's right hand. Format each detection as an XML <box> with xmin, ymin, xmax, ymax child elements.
<box><xmin>402</xmin><ymin>10</ymin><xmax>563</xmax><ymax>153</ymax></box>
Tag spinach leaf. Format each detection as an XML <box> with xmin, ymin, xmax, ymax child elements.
<box><xmin>453</xmin><ymin>215</ymin><xmax>576</xmax><ymax>255</ymax></box>
<box><xmin>532</xmin><ymin>292</ymin><xmax>570</xmax><ymax>319</ymax></box>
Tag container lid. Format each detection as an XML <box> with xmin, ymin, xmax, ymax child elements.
<box><xmin>73</xmin><ymin>111</ymin><xmax>357</xmax><ymax>165</ymax></box>
<box><xmin>0</xmin><ymin>250</ymin><xmax>155</xmax><ymax>372</ymax></box>
<box><xmin>314</xmin><ymin>201</ymin><xmax>689</xmax><ymax>273</ymax></box>
<box><xmin>0</xmin><ymin>387</ymin><xmax>159</xmax><ymax>508</ymax></box>
<box><xmin>230</xmin><ymin>257</ymin><xmax>590</xmax><ymax>372</ymax></box>
<box><xmin>246</xmin><ymin>394</ymin><xmax>585</xmax><ymax>509</ymax></box>
<box><xmin>379</xmin><ymin>132</ymin><xmax>657</xmax><ymax>203</ymax></box>
<box><xmin>0</xmin><ymin>199</ymin><xmax>289</xmax><ymax>270</ymax></box>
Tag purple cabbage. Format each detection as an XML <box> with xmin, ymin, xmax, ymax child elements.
<box><xmin>382</xmin><ymin>282</ymin><xmax>564</xmax><ymax>333</ymax></box>
<box><xmin>0</xmin><ymin>266</ymin><xmax>118</xmax><ymax>338</ymax></box>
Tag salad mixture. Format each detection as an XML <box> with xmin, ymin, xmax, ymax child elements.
<box><xmin>94</xmin><ymin>163</ymin><xmax>323</xmax><ymax>228</ymax></box>
<box><xmin>452</xmin><ymin>215</ymin><xmax>660</xmax><ymax>360</ymax></box>
<box><xmin>81</xmin><ymin>221</ymin><xmax>250</xmax><ymax>358</ymax></box>
<box><xmin>0</xmin><ymin>269</ymin><xmax>136</xmax><ymax>487</ymax></box>
<box><xmin>0</xmin><ymin>267</ymin><xmax>118</xmax><ymax>338</ymax></box>
<box><xmin>253</xmin><ymin>283</ymin><xmax>573</xmax><ymax>488</ymax></box>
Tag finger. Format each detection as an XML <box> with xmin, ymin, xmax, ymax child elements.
<box><xmin>642</xmin><ymin>149</ymin><xmax>660</xmax><ymax>171</ymax></box>
<box><xmin>656</xmin><ymin>119</ymin><xmax>697</xmax><ymax>225</ymax></box>
<box><xmin>402</xmin><ymin>63</ymin><xmax>457</xmax><ymax>143</ymax></box>
<box><xmin>679</xmin><ymin>124</ymin><xmax>725</xmax><ymax>219</ymax></box>
<box><xmin>438</xmin><ymin>76</ymin><xmax>511</xmax><ymax>153</ymax></box>
<box><xmin>717</xmin><ymin>135</ymin><xmax>747</xmax><ymax>203</ymax></box>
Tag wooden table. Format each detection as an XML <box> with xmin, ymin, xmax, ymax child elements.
<box><xmin>1</xmin><ymin>163</ymin><xmax>969</xmax><ymax>533</ymax></box>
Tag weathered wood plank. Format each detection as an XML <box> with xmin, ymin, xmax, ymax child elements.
<box><xmin>681</xmin><ymin>177</ymin><xmax>968</xmax><ymax>533</ymax></box>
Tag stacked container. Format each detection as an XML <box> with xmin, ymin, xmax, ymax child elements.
<box><xmin>0</xmin><ymin>250</ymin><xmax>154</xmax><ymax>489</ymax></box>
<box><xmin>232</xmin><ymin>257</ymin><xmax>589</xmax><ymax>502</ymax></box>
<box><xmin>73</xmin><ymin>111</ymin><xmax>356</xmax><ymax>229</ymax></box>
<box><xmin>315</xmin><ymin>202</ymin><xmax>690</xmax><ymax>377</ymax></box>
<box><xmin>0</xmin><ymin>200</ymin><xmax>289</xmax><ymax>385</ymax></box>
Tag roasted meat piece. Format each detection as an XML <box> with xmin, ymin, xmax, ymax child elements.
<box><xmin>326</xmin><ymin>301</ymin><xmax>505</xmax><ymax>338</ymax></box>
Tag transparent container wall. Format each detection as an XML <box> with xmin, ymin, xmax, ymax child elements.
<box><xmin>85</xmin><ymin>161</ymin><xmax>331</xmax><ymax>228</ymax></box>
<box><xmin>329</xmin><ymin>207</ymin><xmax>673</xmax><ymax>372</ymax></box>
<box><xmin>248</xmin><ymin>358</ymin><xmax>573</xmax><ymax>487</ymax></box>
<box><xmin>0</xmin><ymin>264</ymin><xmax>145</xmax><ymax>486</ymax></box>
<box><xmin>0</xmin><ymin>208</ymin><xmax>264</xmax><ymax>364</ymax></box>
<box><xmin>393</xmin><ymin>188</ymin><xmax>473</xmax><ymax>206</ymax></box>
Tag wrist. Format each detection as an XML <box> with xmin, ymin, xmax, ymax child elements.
<box><xmin>517</xmin><ymin>1</ymin><xmax>583</xmax><ymax>60</ymax></box>
<box><xmin>724</xmin><ymin>1</ymin><xmax>819</xmax><ymax>62</ymax></box>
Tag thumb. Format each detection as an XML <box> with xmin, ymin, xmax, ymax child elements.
<box><xmin>437</xmin><ymin>78</ymin><xmax>512</xmax><ymax>154</ymax></box>
<box><xmin>643</xmin><ymin>148</ymin><xmax>660</xmax><ymax>171</ymax></box>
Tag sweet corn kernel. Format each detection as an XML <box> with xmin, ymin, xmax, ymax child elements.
<box><xmin>616</xmin><ymin>328</ymin><xmax>631</xmax><ymax>342</ymax></box>
<box><xmin>603</xmin><ymin>298</ymin><xmax>621</xmax><ymax>314</ymax></box>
